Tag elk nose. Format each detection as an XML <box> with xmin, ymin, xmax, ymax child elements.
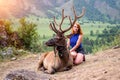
<box><xmin>45</xmin><ymin>41</ymin><xmax>52</xmax><ymax>46</ymax></box>
<box><xmin>45</xmin><ymin>41</ymin><xmax>55</xmax><ymax>46</ymax></box>
<box><xmin>45</xmin><ymin>41</ymin><xmax>48</xmax><ymax>46</ymax></box>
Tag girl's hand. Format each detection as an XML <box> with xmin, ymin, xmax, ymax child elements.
<box><xmin>70</xmin><ymin>49</ymin><xmax>73</xmax><ymax>52</ymax></box>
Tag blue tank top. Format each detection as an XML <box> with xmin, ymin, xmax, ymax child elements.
<box><xmin>70</xmin><ymin>34</ymin><xmax>82</xmax><ymax>49</ymax></box>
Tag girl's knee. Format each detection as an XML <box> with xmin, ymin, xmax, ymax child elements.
<box><xmin>71</xmin><ymin>52</ymin><xmax>77</xmax><ymax>58</ymax></box>
<box><xmin>74</xmin><ymin>59</ymin><xmax>83</xmax><ymax>65</ymax></box>
<box><xmin>74</xmin><ymin>53</ymin><xmax>84</xmax><ymax>65</ymax></box>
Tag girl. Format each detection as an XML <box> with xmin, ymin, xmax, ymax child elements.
<box><xmin>67</xmin><ymin>22</ymin><xmax>85</xmax><ymax>65</ymax></box>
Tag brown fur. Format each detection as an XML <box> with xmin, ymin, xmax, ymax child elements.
<box><xmin>37</xmin><ymin>51</ymin><xmax>73</xmax><ymax>74</ymax></box>
<box><xmin>37</xmin><ymin>6</ymin><xmax>85</xmax><ymax>74</ymax></box>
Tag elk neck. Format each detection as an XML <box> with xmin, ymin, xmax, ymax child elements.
<box><xmin>54</xmin><ymin>45</ymin><xmax>69</xmax><ymax>63</ymax></box>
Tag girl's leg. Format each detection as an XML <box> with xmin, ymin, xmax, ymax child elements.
<box><xmin>70</xmin><ymin>51</ymin><xmax>77</xmax><ymax>59</ymax></box>
<box><xmin>74</xmin><ymin>53</ymin><xmax>84</xmax><ymax>65</ymax></box>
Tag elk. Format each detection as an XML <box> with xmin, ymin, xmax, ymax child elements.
<box><xmin>37</xmin><ymin>6</ymin><xmax>85</xmax><ymax>74</ymax></box>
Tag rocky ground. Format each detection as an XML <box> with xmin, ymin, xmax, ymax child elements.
<box><xmin>0</xmin><ymin>48</ymin><xmax>120</xmax><ymax>80</ymax></box>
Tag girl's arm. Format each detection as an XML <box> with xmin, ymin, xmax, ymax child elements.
<box><xmin>70</xmin><ymin>35</ymin><xmax>83</xmax><ymax>52</ymax></box>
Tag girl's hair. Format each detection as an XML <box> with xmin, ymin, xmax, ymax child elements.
<box><xmin>71</xmin><ymin>22</ymin><xmax>83</xmax><ymax>35</ymax></box>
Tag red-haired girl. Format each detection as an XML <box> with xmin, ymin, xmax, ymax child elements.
<box><xmin>67</xmin><ymin>22</ymin><xmax>85</xmax><ymax>65</ymax></box>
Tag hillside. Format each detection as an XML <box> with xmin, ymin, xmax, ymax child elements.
<box><xmin>74</xmin><ymin>0</ymin><xmax>120</xmax><ymax>22</ymax></box>
<box><xmin>0</xmin><ymin>0</ymin><xmax>119</xmax><ymax>22</ymax></box>
<box><xmin>0</xmin><ymin>48</ymin><xmax>120</xmax><ymax>80</ymax></box>
<box><xmin>0</xmin><ymin>0</ymin><xmax>68</xmax><ymax>18</ymax></box>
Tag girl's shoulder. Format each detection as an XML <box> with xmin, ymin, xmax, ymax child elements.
<box><xmin>74</xmin><ymin>33</ymin><xmax>80</xmax><ymax>36</ymax></box>
<box><xmin>66</xmin><ymin>33</ymin><xmax>81</xmax><ymax>38</ymax></box>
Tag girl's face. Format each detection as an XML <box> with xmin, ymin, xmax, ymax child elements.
<box><xmin>73</xmin><ymin>24</ymin><xmax>79</xmax><ymax>34</ymax></box>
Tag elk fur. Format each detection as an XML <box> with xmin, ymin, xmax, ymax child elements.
<box><xmin>37</xmin><ymin>6</ymin><xmax>85</xmax><ymax>74</ymax></box>
<box><xmin>37</xmin><ymin>50</ymin><xmax>73</xmax><ymax>74</ymax></box>
<box><xmin>37</xmin><ymin>35</ymin><xmax>73</xmax><ymax>74</ymax></box>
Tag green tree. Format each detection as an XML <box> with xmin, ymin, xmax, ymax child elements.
<box><xmin>18</xmin><ymin>18</ymin><xmax>40</xmax><ymax>51</ymax></box>
<box><xmin>90</xmin><ymin>30</ymin><xmax>94</xmax><ymax>36</ymax></box>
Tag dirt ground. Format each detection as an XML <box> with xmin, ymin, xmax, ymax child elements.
<box><xmin>0</xmin><ymin>48</ymin><xmax>120</xmax><ymax>80</ymax></box>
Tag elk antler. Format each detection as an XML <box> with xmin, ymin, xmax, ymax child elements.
<box><xmin>49</xmin><ymin>6</ymin><xmax>86</xmax><ymax>34</ymax></box>
<box><xmin>49</xmin><ymin>8</ymin><xmax>68</xmax><ymax>34</ymax></box>
<box><xmin>59</xmin><ymin>9</ymin><xmax>67</xmax><ymax>32</ymax></box>
<box><xmin>62</xmin><ymin>6</ymin><xmax>86</xmax><ymax>33</ymax></box>
<box><xmin>49</xmin><ymin>22</ymin><xmax>58</xmax><ymax>34</ymax></box>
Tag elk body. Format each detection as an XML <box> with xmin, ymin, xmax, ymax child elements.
<box><xmin>37</xmin><ymin>6</ymin><xmax>85</xmax><ymax>74</ymax></box>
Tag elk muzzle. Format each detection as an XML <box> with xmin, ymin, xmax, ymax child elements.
<box><xmin>45</xmin><ymin>38</ymin><xmax>56</xmax><ymax>46</ymax></box>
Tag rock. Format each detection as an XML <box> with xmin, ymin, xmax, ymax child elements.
<box><xmin>11</xmin><ymin>57</ymin><xmax>17</xmax><ymax>61</ymax></box>
<box><xmin>6</xmin><ymin>47</ymin><xmax>13</xmax><ymax>55</ymax></box>
<box><xmin>0</xmin><ymin>47</ymin><xmax>14</xmax><ymax>56</ymax></box>
<box><xmin>104</xmin><ymin>71</ymin><xmax>108</xmax><ymax>74</ymax></box>
<box><xmin>4</xmin><ymin>69</ymin><xmax>54</xmax><ymax>80</ymax></box>
<box><xmin>112</xmin><ymin>45</ymin><xmax>120</xmax><ymax>49</ymax></box>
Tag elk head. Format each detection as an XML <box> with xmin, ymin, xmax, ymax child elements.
<box><xmin>45</xmin><ymin>6</ymin><xmax>85</xmax><ymax>48</ymax></box>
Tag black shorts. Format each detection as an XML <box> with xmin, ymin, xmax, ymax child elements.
<box><xmin>75</xmin><ymin>48</ymin><xmax>85</xmax><ymax>54</ymax></box>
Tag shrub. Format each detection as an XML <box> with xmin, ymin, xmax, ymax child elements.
<box><xmin>18</xmin><ymin>18</ymin><xmax>41</xmax><ymax>52</ymax></box>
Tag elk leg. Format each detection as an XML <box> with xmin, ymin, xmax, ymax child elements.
<box><xmin>59</xmin><ymin>65</ymin><xmax>72</xmax><ymax>72</ymax></box>
<box><xmin>40</xmin><ymin>66</ymin><xmax>46</xmax><ymax>71</ymax></box>
<box><xmin>37</xmin><ymin>53</ymin><xmax>48</xmax><ymax>71</ymax></box>
<box><xmin>66</xmin><ymin>65</ymin><xmax>73</xmax><ymax>70</ymax></box>
<box><xmin>44</xmin><ymin>67</ymin><xmax>55</xmax><ymax>74</ymax></box>
<box><xmin>62</xmin><ymin>67</ymin><xmax>70</xmax><ymax>71</ymax></box>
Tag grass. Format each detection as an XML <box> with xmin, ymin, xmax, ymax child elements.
<box><xmin>11</xmin><ymin>17</ymin><xmax>119</xmax><ymax>42</ymax></box>
<box><xmin>35</xmin><ymin>20</ymin><xmax>111</xmax><ymax>41</ymax></box>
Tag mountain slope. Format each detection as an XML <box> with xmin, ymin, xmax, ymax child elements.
<box><xmin>0</xmin><ymin>0</ymin><xmax>69</xmax><ymax>18</ymax></box>
<box><xmin>0</xmin><ymin>48</ymin><xmax>120</xmax><ymax>80</ymax></box>
<box><xmin>73</xmin><ymin>0</ymin><xmax>120</xmax><ymax>22</ymax></box>
<box><xmin>0</xmin><ymin>0</ymin><xmax>119</xmax><ymax>22</ymax></box>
